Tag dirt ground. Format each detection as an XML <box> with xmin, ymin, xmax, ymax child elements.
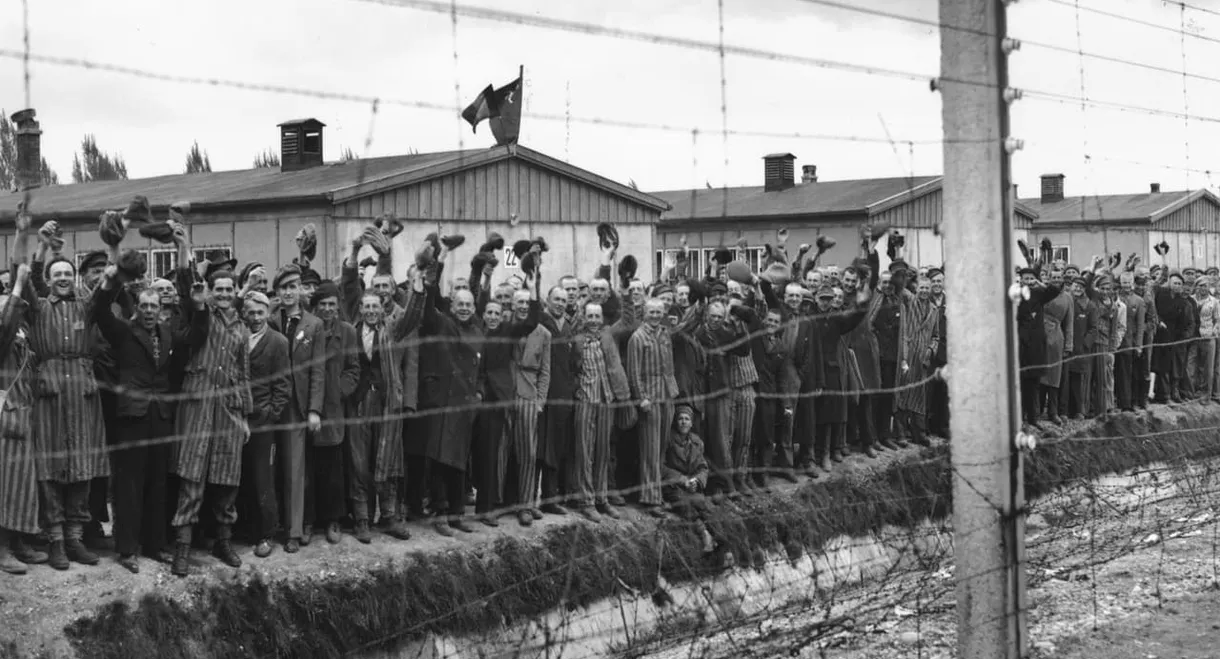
<box><xmin>0</xmin><ymin>433</ymin><xmax>933</xmax><ymax>659</ymax></box>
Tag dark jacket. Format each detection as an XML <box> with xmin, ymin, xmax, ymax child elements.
<box><xmin>91</xmin><ymin>285</ymin><xmax>208</xmax><ymax>420</ymax></box>
<box><xmin>270</xmin><ymin>310</ymin><xmax>327</xmax><ymax>419</ymax></box>
<box><xmin>317</xmin><ymin>319</ymin><xmax>360</xmax><ymax>447</ymax></box>
<box><xmin>249</xmin><ymin>328</ymin><xmax>291</xmax><ymax>426</ymax></box>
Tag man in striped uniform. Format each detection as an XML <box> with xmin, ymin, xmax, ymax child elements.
<box><xmin>170</xmin><ymin>263</ymin><xmax>253</xmax><ymax>577</ymax></box>
<box><xmin>505</xmin><ymin>287</ymin><xmax>551</xmax><ymax>526</ymax></box>
<box><xmin>725</xmin><ymin>283</ymin><xmax>761</xmax><ymax>493</ymax></box>
<box><xmin>24</xmin><ymin>243</ymin><xmax>108</xmax><ymax>570</ymax></box>
<box><xmin>626</xmin><ymin>298</ymin><xmax>678</xmax><ymax>518</ymax></box>
<box><xmin>572</xmin><ymin>301</ymin><xmax>630</xmax><ymax>522</ymax></box>
<box><xmin>0</xmin><ymin>260</ymin><xmax>45</xmax><ymax>575</ymax></box>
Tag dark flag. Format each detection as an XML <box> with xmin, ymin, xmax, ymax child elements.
<box><xmin>460</xmin><ymin>70</ymin><xmax>523</xmax><ymax>146</ymax></box>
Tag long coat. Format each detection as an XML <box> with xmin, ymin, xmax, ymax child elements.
<box><xmin>351</xmin><ymin>296</ymin><xmax>424</xmax><ymax>481</ymax></box>
<box><xmin>174</xmin><ymin>307</ymin><xmax>252</xmax><ymax>486</ymax></box>
<box><xmin>539</xmin><ymin>312</ymin><xmax>579</xmax><ymax>470</ymax></box>
<box><xmin>1039</xmin><ymin>289</ymin><xmax>1075</xmax><ymax>388</ymax></box>
<box><xmin>22</xmin><ymin>287</ymin><xmax>107</xmax><ymax>483</ymax></box>
<box><xmin>0</xmin><ymin>295</ymin><xmax>39</xmax><ymax>534</ymax></box>
<box><xmin>316</xmin><ymin>319</ymin><xmax>360</xmax><ymax>447</ymax></box>
<box><xmin>417</xmin><ymin>286</ymin><xmax>484</xmax><ymax>470</ymax></box>
<box><xmin>1067</xmin><ymin>295</ymin><xmax>1098</xmax><ymax>375</ymax></box>
<box><xmin>1017</xmin><ymin>284</ymin><xmax>1063</xmax><ymax>380</ymax></box>
<box><xmin>895</xmin><ymin>297</ymin><xmax>940</xmax><ymax>416</ymax></box>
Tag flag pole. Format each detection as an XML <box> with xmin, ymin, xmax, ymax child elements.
<box><xmin>519</xmin><ymin>64</ymin><xmax>525</xmax><ymax>147</ymax></box>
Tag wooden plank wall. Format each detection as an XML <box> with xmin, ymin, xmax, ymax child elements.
<box><xmin>336</xmin><ymin>159</ymin><xmax>655</xmax><ymax>226</ymax></box>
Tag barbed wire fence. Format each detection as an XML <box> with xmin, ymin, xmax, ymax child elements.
<box><xmin>3</xmin><ymin>1</ymin><xmax>1220</xmax><ymax>659</ymax></box>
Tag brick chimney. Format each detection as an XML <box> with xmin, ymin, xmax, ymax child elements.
<box><xmin>801</xmin><ymin>165</ymin><xmax>818</xmax><ymax>184</ymax></box>
<box><xmin>1150</xmin><ymin>182</ymin><xmax>1161</xmax><ymax>193</ymax></box>
<box><xmin>763</xmin><ymin>153</ymin><xmax>796</xmax><ymax>192</ymax></box>
<box><xmin>1040</xmin><ymin>173</ymin><xmax>1065</xmax><ymax>203</ymax></box>
<box><xmin>278</xmin><ymin>118</ymin><xmax>326</xmax><ymax>172</ymax></box>
<box><xmin>10</xmin><ymin>109</ymin><xmax>42</xmax><ymax>192</ymax></box>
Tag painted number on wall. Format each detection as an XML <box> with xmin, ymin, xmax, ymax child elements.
<box><xmin>503</xmin><ymin>247</ymin><xmax>520</xmax><ymax>269</ymax></box>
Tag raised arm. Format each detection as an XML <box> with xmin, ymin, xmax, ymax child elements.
<box><xmin>89</xmin><ymin>270</ymin><xmax>132</xmax><ymax>347</ymax></box>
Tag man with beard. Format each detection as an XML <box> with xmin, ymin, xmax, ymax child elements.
<box><xmin>307</xmin><ymin>281</ymin><xmax>360</xmax><ymax>544</ymax></box>
<box><xmin>92</xmin><ymin>244</ymin><xmax>208</xmax><ymax>574</ymax></box>
<box><xmin>505</xmin><ymin>287</ymin><xmax>551</xmax><ymax>524</ymax></box>
<box><xmin>241</xmin><ymin>290</ymin><xmax>289</xmax><ymax>558</ymax></box>
<box><xmin>169</xmin><ymin>263</ymin><xmax>252</xmax><ymax>577</ymax></box>
<box><xmin>571</xmin><ymin>301</ymin><xmax>631</xmax><ymax>521</ymax></box>
<box><xmin>538</xmin><ymin>284</ymin><xmax>578</xmax><ymax>515</ymax></box>
<box><xmin>22</xmin><ymin>240</ymin><xmax>109</xmax><ymax>570</ymax></box>
<box><xmin>269</xmin><ymin>265</ymin><xmax>326</xmax><ymax>552</ymax></box>
<box><xmin>627</xmin><ymin>298</ymin><xmax>680</xmax><ymax>517</ymax></box>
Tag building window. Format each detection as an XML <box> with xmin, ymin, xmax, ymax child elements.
<box><xmin>1051</xmin><ymin>246</ymin><xmax>1070</xmax><ymax>264</ymax></box>
<box><xmin>194</xmin><ymin>246</ymin><xmax>233</xmax><ymax>266</ymax></box>
<box><xmin>149</xmin><ymin>248</ymin><xmax>178</xmax><ymax>280</ymax></box>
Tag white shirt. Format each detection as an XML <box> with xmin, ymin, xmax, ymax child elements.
<box><xmin>248</xmin><ymin>326</ymin><xmax>266</xmax><ymax>354</ymax></box>
<box><xmin>362</xmin><ymin>325</ymin><xmax>377</xmax><ymax>357</ymax></box>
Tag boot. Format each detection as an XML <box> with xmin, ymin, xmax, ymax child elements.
<box><xmin>477</xmin><ymin>513</ymin><xmax>500</xmax><ymax>528</ymax></box>
<box><xmin>385</xmin><ymin>518</ymin><xmax>411</xmax><ymax>540</ymax></box>
<box><xmin>47</xmin><ymin>540</ymin><xmax>69</xmax><ymax>570</ymax></box>
<box><xmin>432</xmin><ymin>520</ymin><xmax>455</xmax><ymax>537</ymax></box>
<box><xmin>448</xmin><ymin>518</ymin><xmax>476</xmax><ymax>534</ymax></box>
<box><xmin>299</xmin><ymin>524</ymin><xmax>313</xmax><ymax>547</ymax></box>
<box><xmin>326</xmin><ymin>522</ymin><xmax>341</xmax><ymax>545</ymax></box>
<box><xmin>597</xmin><ymin>503</ymin><xmax>621</xmax><ymax>520</ymax></box>
<box><xmin>540</xmin><ymin>503</ymin><xmax>567</xmax><ymax>516</ymax></box>
<box><xmin>11</xmin><ymin>535</ymin><xmax>47</xmax><ymax>564</ymax></box>
<box><xmin>172</xmin><ymin>542</ymin><xmax>191</xmax><ymax>577</ymax></box>
<box><xmin>64</xmin><ymin>538</ymin><xmax>100</xmax><ymax>566</ymax></box>
<box><xmin>354</xmin><ymin>520</ymin><xmax>372</xmax><ymax>544</ymax></box>
<box><xmin>211</xmin><ymin>539</ymin><xmax>242</xmax><ymax>568</ymax></box>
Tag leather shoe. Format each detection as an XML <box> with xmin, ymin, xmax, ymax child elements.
<box><xmin>11</xmin><ymin>536</ymin><xmax>47</xmax><ymax>564</ymax></box>
<box><xmin>385</xmin><ymin>520</ymin><xmax>411</xmax><ymax>540</ymax></box>
<box><xmin>540</xmin><ymin>503</ymin><xmax>567</xmax><ymax>516</ymax></box>
<box><xmin>607</xmin><ymin>495</ymin><xmax>627</xmax><ymax>507</ymax></box>
<box><xmin>449</xmin><ymin>519</ymin><xmax>476</xmax><ymax>534</ymax></box>
<box><xmin>432</xmin><ymin>521</ymin><xmax>455</xmax><ymax>537</ymax></box>
<box><xmin>326</xmin><ymin>522</ymin><xmax>341</xmax><ymax>545</ymax></box>
<box><xmin>299</xmin><ymin>525</ymin><xmax>313</xmax><ymax>547</ymax></box>
<box><xmin>64</xmin><ymin>539</ymin><xmax>99</xmax><ymax>566</ymax></box>
<box><xmin>517</xmin><ymin>511</ymin><xmax>533</xmax><ymax>527</ymax></box>
<box><xmin>830</xmin><ymin>451</ymin><xmax>845</xmax><ymax>463</ymax></box>
<box><xmin>596</xmin><ymin>504</ymin><xmax>620</xmax><ymax>520</ymax></box>
<box><xmin>118</xmin><ymin>554</ymin><xmax>140</xmax><ymax>574</ymax></box>
<box><xmin>579</xmin><ymin>507</ymin><xmax>602</xmax><ymax>523</ymax></box>
<box><xmin>477</xmin><ymin>514</ymin><xmax>499</xmax><ymax>528</ymax></box>
<box><xmin>144</xmin><ymin>548</ymin><xmax>174</xmax><ymax>564</ymax></box>
<box><xmin>864</xmin><ymin>446</ymin><xmax>879</xmax><ymax>458</ymax></box>
<box><xmin>254</xmin><ymin>540</ymin><xmax>273</xmax><ymax>558</ymax></box>
<box><xmin>284</xmin><ymin>538</ymin><xmax>300</xmax><ymax>554</ymax></box>
<box><xmin>529</xmin><ymin>508</ymin><xmax>544</xmax><ymax>521</ymax></box>
<box><xmin>878</xmin><ymin>439</ymin><xmax>899</xmax><ymax>451</ymax></box>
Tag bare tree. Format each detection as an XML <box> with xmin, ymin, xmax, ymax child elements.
<box><xmin>71</xmin><ymin>134</ymin><xmax>128</xmax><ymax>183</ymax></box>
<box><xmin>184</xmin><ymin>141</ymin><xmax>213</xmax><ymax>174</ymax></box>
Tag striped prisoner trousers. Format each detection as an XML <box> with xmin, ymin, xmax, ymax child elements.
<box><xmin>500</xmin><ymin>399</ymin><xmax>541</xmax><ymax>509</ymax></box>
<box><xmin>729</xmin><ymin>385</ymin><xmax>757</xmax><ymax>489</ymax></box>
<box><xmin>638</xmin><ymin>401</ymin><xmax>672</xmax><ymax>506</ymax></box>
<box><xmin>575</xmin><ymin>400</ymin><xmax>614</xmax><ymax>507</ymax></box>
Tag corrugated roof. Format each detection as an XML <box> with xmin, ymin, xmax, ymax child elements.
<box><xmin>1020</xmin><ymin>190</ymin><xmax>1194</xmax><ymax>224</ymax></box>
<box><xmin>652</xmin><ymin>175</ymin><xmax>941</xmax><ymax>221</ymax></box>
<box><xmin>0</xmin><ymin>150</ymin><xmax>479</xmax><ymax>218</ymax></box>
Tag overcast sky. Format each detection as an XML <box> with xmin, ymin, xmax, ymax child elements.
<box><xmin>1</xmin><ymin>0</ymin><xmax>1217</xmax><ymax>198</ymax></box>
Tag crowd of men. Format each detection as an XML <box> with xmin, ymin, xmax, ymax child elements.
<box><xmin>1015</xmin><ymin>245</ymin><xmax>1220</xmax><ymax>430</ymax></box>
<box><xmin>0</xmin><ymin>200</ymin><xmax>952</xmax><ymax>578</ymax></box>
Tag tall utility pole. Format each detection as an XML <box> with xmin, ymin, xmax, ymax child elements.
<box><xmin>939</xmin><ymin>0</ymin><xmax>1027</xmax><ymax>657</ymax></box>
